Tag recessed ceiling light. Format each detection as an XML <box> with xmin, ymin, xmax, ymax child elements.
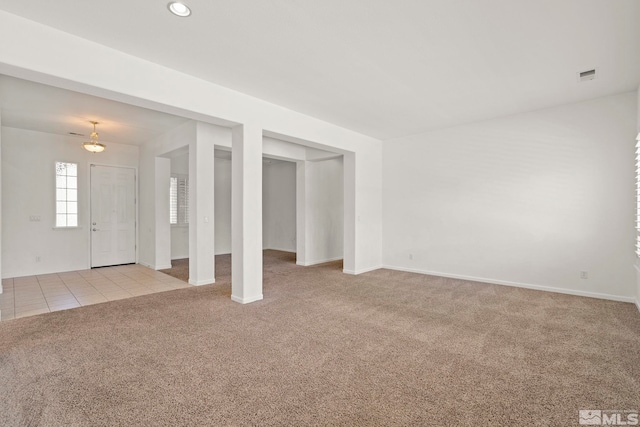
<box><xmin>168</xmin><ymin>2</ymin><xmax>191</xmax><ymax>17</ymax></box>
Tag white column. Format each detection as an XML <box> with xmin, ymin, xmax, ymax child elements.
<box><xmin>154</xmin><ymin>157</ymin><xmax>171</xmax><ymax>269</ymax></box>
<box><xmin>231</xmin><ymin>123</ymin><xmax>263</xmax><ymax>303</ymax></box>
<box><xmin>342</xmin><ymin>152</ymin><xmax>356</xmax><ymax>274</ymax></box>
<box><xmin>295</xmin><ymin>160</ymin><xmax>307</xmax><ymax>266</ymax></box>
<box><xmin>0</xmin><ymin>109</ymin><xmax>2</xmax><ymax>292</ymax></box>
<box><xmin>188</xmin><ymin>123</ymin><xmax>215</xmax><ymax>285</ymax></box>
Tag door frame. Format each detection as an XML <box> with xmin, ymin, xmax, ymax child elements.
<box><xmin>87</xmin><ymin>162</ymin><xmax>139</xmax><ymax>269</ymax></box>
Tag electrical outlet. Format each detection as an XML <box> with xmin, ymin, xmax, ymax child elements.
<box><xmin>580</xmin><ymin>271</ymin><xmax>588</xmax><ymax>279</ymax></box>
<box><xmin>35</xmin><ymin>256</ymin><xmax>41</xmax><ymax>262</ymax></box>
<box><xmin>409</xmin><ymin>254</ymin><xmax>413</xmax><ymax>260</ymax></box>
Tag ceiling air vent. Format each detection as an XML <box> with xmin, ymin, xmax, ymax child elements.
<box><xmin>68</xmin><ymin>132</ymin><xmax>84</xmax><ymax>136</ymax></box>
<box><xmin>577</xmin><ymin>68</ymin><xmax>596</xmax><ymax>82</ymax></box>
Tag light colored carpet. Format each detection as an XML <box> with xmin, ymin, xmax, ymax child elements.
<box><xmin>1</xmin><ymin>250</ymin><xmax>639</xmax><ymax>426</ymax></box>
<box><xmin>159</xmin><ymin>258</ymin><xmax>190</xmax><ymax>282</ymax></box>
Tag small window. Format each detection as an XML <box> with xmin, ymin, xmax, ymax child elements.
<box><xmin>55</xmin><ymin>162</ymin><xmax>78</xmax><ymax>227</ymax></box>
<box><xmin>170</xmin><ymin>174</ymin><xmax>189</xmax><ymax>225</ymax></box>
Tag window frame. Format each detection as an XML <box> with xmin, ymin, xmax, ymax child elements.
<box><xmin>54</xmin><ymin>161</ymin><xmax>79</xmax><ymax>229</ymax></box>
<box><xmin>170</xmin><ymin>173</ymin><xmax>189</xmax><ymax>226</ymax></box>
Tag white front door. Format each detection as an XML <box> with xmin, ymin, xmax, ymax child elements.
<box><xmin>90</xmin><ymin>165</ymin><xmax>136</xmax><ymax>267</ymax></box>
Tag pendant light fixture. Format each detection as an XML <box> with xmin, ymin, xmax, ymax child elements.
<box><xmin>82</xmin><ymin>121</ymin><xmax>105</xmax><ymax>153</ymax></box>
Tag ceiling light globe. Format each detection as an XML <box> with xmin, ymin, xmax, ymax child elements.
<box><xmin>83</xmin><ymin>142</ymin><xmax>106</xmax><ymax>153</ymax></box>
<box><xmin>168</xmin><ymin>2</ymin><xmax>191</xmax><ymax>17</ymax></box>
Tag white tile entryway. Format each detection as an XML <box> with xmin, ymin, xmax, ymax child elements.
<box><xmin>0</xmin><ymin>264</ymin><xmax>191</xmax><ymax>321</ymax></box>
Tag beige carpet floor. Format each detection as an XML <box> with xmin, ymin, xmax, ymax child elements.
<box><xmin>1</xmin><ymin>250</ymin><xmax>639</xmax><ymax>426</ymax></box>
<box><xmin>160</xmin><ymin>258</ymin><xmax>193</xmax><ymax>283</ymax></box>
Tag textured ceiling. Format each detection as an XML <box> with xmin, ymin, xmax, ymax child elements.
<box><xmin>0</xmin><ymin>0</ymin><xmax>638</xmax><ymax>140</ymax></box>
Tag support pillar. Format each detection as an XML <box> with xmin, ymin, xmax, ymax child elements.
<box><xmin>295</xmin><ymin>160</ymin><xmax>307</xmax><ymax>266</ymax></box>
<box><xmin>343</xmin><ymin>152</ymin><xmax>356</xmax><ymax>274</ymax></box>
<box><xmin>188</xmin><ymin>123</ymin><xmax>215</xmax><ymax>285</ymax></box>
<box><xmin>0</xmin><ymin>110</ymin><xmax>2</xmax><ymax>291</ymax></box>
<box><xmin>231</xmin><ymin>123</ymin><xmax>263</xmax><ymax>303</ymax></box>
<box><xmin>154</xmin><ymin>157</ymin><xmax>171</xmax><ymax>269</ymax></box>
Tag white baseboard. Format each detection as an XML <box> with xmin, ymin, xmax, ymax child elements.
<box><xmin>265</xmin><ymin>247</ymin><xmax>296</xmax><ymax>253</ymax></box>
<box><xmin>138</xmin><ymin>261</ymin><xmax>172</xmax><ymax>270</ymax></box>
<box><xmin>231</xmin><ymin>294</ymin><xmax>263</xmax><ymax>304</ymax></box>
<box><xmin>381</xmin><ymin>264</ymin><xmax>636</xmax><ymax>304</ymax></box>
<box><xmin>343</xmin><ymin>265</ymin><xmax>382</xmax><ymax>275</ymax></box>
<box><xmin>297</xmin><ymin>256</ymin><xmax>343</xmax><ymax>267</ymax></box>
<box><xmin>189</xmin><ymin>278</ymin><xmax>215</xmax><ymax>286</ymax></box>
<box><xmin>636</xmin><ymin>299</ymin><xmax>640</xmax><ymax>313</ymax></box>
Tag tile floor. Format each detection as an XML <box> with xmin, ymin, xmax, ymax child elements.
<box><xmin>0</xmin><ymin>264</ymin><xmax>191</xmax><ymax>322</ymax></box>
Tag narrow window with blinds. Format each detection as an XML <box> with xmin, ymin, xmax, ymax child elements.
<box><xmin>55</xmin><ymin>162</ymin><xmax>78</xmax><ymax>227</ymax></box>
<box><xmin>636</xmin><ymin>136</ymin><xmax>640</xmax><ymax>257</ymax></box>
<box><xmin>170</xmin><ymin>176</ymin><xmax>178</xmax><ymax>224</ymax></box>
<box><xmin>170</xmin><ymin>174</ymin><xmax>189</xmax><ymax>225</ymax></box>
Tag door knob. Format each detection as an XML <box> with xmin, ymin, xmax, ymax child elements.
<box><xmin>92</xmin><ymin>228</ymin><xmax>99</xmax><ymax>231</ymax></box>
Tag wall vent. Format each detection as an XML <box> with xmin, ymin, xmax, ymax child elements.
<box><xmin>578</xmin><ymin>68</ymin><xmax>596</xmax><ymax>82</ymax></box>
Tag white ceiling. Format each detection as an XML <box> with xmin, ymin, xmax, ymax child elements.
<box><xmin>0</xmin><ymin>0</ymin><xmax>638</xmax><ymax>140</ymax></box>
<box><xmin>0</xmin><ymin>75</ymin><xmax>189</xmax><ymax>145</ymax></box>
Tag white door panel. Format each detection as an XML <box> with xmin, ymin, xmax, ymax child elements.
<box><xmin>91</xmin><ymin>165</ymin><xmax>136</xmax><ymax>267</ymax></box>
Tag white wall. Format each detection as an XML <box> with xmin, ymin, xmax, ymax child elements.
<box><xmin>1</xmin><ymin>127</ymin><xmax>139</xmax><ymax>278</ymax></box>
<box><xmin>154</xmin><ymin>157</ymin><xmax>172</xmax><ymax>269</ymax></box>
<box><xmin>0</xmin><ymin>112</ymin><xmax>2</xmax><ymax>290</ymax></box>
<box><xmin>263</xmin><ymin>160</ymin><xmax>296</xmax><ymax>252</ymax></box>
<box><xmin>298</xmin><ymin>157</ymin><xmax>344</xmax><ymax>265</ymax></box>
<box><xmin>215</xmin><ymin>157</ymin><xmax>232</xmax><ymax>255</ymax></box>
<box><xmin>138</xmin><ymin>142</ymin><xmax>158</xmax><ymax>268</ymax></box>
<box><xmin>383</xmin><ymin>92</ymin><xmax>637</xmax><ymax>301</ymax></box>
<box><xmin>636</xmin><ymin>85</ymin><xmax>640</xmax><ymax>310</ymax></box>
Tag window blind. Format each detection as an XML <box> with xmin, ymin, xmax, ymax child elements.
<box><xmin>170</xmin><ymin>176</ymin><xmax>178</xmax><ymax>224</ymax></box>
<box><xmin>169</xmin><ymin>174</ymin><xmax>188</xmax><ymax>225</ymax></box>
<box><xmin>178</xmin><ymin>176</ymin><xmax>189</xmax><ymax>225</ymax></box>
